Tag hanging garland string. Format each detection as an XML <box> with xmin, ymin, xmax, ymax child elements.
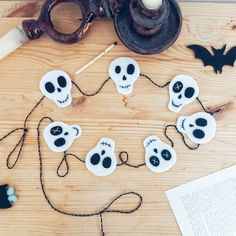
<box><xmin>37</xmin><ymin>116</ymin><xmax>143</xmax><ymax>236</ymax></box>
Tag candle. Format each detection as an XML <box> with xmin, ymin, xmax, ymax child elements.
<box><xmin>0</xmin><ymin>25</ymin><xmax>28</xmax><ymax>60</ymax></box>
<box><xmin>142</xmin><ymin>0</ymin><xmax>163</xmax><ymax>10</ymax></box>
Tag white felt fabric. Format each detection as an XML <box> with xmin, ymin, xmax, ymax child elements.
<box><xmin>7</xmin><ymin>187</ymin><xmax>17</xmax><ymax>203</ymax></box>
<box><xmin>40</xmin><ymin>70</ymin><xmax>72</xmax><ymax>108</ymax></box>
<box><xmin>8</xmin><ymin>195</ymin><xmax>17</xmax><ymax>203</ymax></box>
<box><xmin>85</xmin><ymin>138</ymin><xmax>117</xmax><ymax>177</ymax></box>
<box><xmin>44</xmin><ymin>121</ymin><xmax>82</xmax><ymax>153</ymax></box>
<box><xmin>168</xmin><ymin>75</ymin><xmax>199</xmax><ymax>113</ymax></box>
<box><xmin>144</xmin><ymin>136</ymin><xmax>177</xmax><ymax>173</ymax></box>
<box><xmin>177</xmin><ymin>112</ymin><xmax>216</xmax><ymax>144</ymax></box>
<box><xmin>7</xmin><ymin>187</ymin><xmax>14</xmax><ymax>196</ymax></box>
<box><xmin>109</xmin><ymin>57</ymin><xmax>140</xmax><ymax>95</ymax></box>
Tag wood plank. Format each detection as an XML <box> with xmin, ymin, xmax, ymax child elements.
<box><xmin>0</xmin><ymin>2</ymin><xmax>236</xmax><ymax>236</ymax></box>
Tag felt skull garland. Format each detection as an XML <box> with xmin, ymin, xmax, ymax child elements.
<box><xmin>0</xmin><ymin>62</ymin><xmax>219</xmax><ymax>177</ymax></box>
<box><xmin>0</xmin><ymin>184</ymin><xmax>17</xmax><ymax>209</ymax></box>
<box><xmin>109</xmin><ymin>57</ymin><xmax>140</xmax><ymax>95</ymax></box>
<box><xmin>44</xmin><ymin>121</ymin><xmax>82</xmax><ymax>152</ymax></box>
<box><xmin>85</xmin><ymin>138</ymin><xmax>117</xmax><ymax>176</ymax></box>
<box><xmin>177</xmin><ymin>112</ymin><xmax>216</xmax><ymax>144</ymax></box>
<box><xmin>144</xmin><ymin>136</ymin><xmax>177</xmax><ymax>173</ymax></box>
<box><xmin>8</xmin><ymin>63</ymin><xmax>218</xmax><ymax>177</ymax></box>
<box><xmin>0</xmin><ymin>53</ymin><xmax>222</xmax><ymax>236</ymax></box>
<box><xmin>40</xmin><ymin>70</ymin><xmax>72</xmax><ymax>108</ymax></box>
<box><xmin>168</xmin><ymin>75</ymin><xmax>199</xmax><ymax>113</ymax></box>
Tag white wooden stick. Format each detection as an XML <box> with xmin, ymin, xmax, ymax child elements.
<box><xmin>75</xmin><ymin>42</ymin><xmax>117</xmax><ymax>75</ymax></box>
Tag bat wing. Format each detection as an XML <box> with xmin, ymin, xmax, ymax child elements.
<box><xmin>187</xmin><ymin>45</ymin><xmax>214</xmax><ymax>66</ymax></box>
<box><xmin>225</xmin><ymin>46</ymin><xmax>236</xmax><ymax>66</ymax></box>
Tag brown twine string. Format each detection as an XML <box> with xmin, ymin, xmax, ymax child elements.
<box><xmin>0</xmin><ymin>96</ymin><xmax>45</xmax><ymax>168</ymax></box>
<box><xmin>164</xmin><ymin>124</ymin><xmax>200</xmax><ymax>150</ymax></box>
<box><xmin>140</xmin><ymin>74</ymin><xmax>171</xmax><ymax>88</ymax></box>
<box><xmin>72</xmin><ymin>78</ymin><xmax>111</xmax><ymax>97</ymax></box>
<box><xmin>57</xmin><ymin>151</ymin><xmax>146</xmax><ymax>179</ymax></box>
<box><xmin>196</xmin><ymin>97</ymin><xmax>222</xmax><ymax>115</ymax></box>
<box><xmin>37</xmin><ymin>117</ymin><xmax>143</xmax><ymax>236</ymax></box>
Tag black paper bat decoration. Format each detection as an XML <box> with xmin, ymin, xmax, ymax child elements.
<box><xmin>187</xmin><ymin>44</ymin><xmax>236</xmax><ymax>74</ymax></box>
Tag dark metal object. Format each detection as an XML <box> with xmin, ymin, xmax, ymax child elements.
<box><xmin>115</xmin><ymin>0</ymin><xmax>182</xmax><ymax>54</ymax></box>
<box><xmin>22</xmin><ymin>0</ymin><xmax>182</xmax><ymax>54</ymax></box>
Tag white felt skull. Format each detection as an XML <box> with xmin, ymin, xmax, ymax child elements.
<box><xmin>109</xmin><ymin>57</ymin><xmax>140</xmax><ymax>95</ymax></box>
<box><xmin>177</xmin><ymin>112</ymin><xmax>216</xmax><ymax>144</ymax></box>
<box><xmin>143</xmin><ymin>136</ymin><xmax>177</xmax><ymax>173</ymax></box>
<box><xmin>44</xmin><ymin>121</ymin><xmax>82</xmax><ymax>153</ymax></box>
<box><xmin>40</xmin><ymin>70</ymin><xmax>72</xmax><ymax>108</ymax></box>
<box><xmin>168</xmin><ymin>75</ymin><xmax>199</xmax><ymax>113</ymax></box>
<box><xmin>85</xmin><ymin>138</ymin><xmax>117</xmax><ymax>177</ymax></box>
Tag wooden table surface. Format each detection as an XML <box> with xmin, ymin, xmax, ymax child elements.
<box><xmin>0</xmin><ymin>1</ymin><xmax>236</xmax><ymax>236</ymax></box>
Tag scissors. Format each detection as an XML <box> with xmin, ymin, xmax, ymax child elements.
<box><xmin>0</xmin><ymin>0</ymin><xmax>182</xmax><ymax>60</ymax></box>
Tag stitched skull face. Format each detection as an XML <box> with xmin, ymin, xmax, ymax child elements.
<box><xmin>168</xmin><ymin>75</ymin><xmax>199</xmax><ymax>113</ymax></box>
<box><xmin>144</xmin><ymin>136</ymin><xmax>177</xmax><ymax>173</ymax></box>
<box><xmin>109</xmin><ymin>57</ymin><xmax>140</xmax><ymax>95</ymax></box>
<box><xmin>40</xmin><ymin>70</ymin><xmax>72</xmax><ymax>108</ymax></box>
<box><xmin>85</xmin><ymin>138</ymin><xmax>117</xmax><ymax>177</ymax></box>
<box><xmin>177</xmin><ymin>112</ymin><xmax>216</xmax><ymax>144</ymax></box>
<box><xmin>44</xmin><ymin>121</ymin><xmax>82</xmax><ymax>152</ymax></box>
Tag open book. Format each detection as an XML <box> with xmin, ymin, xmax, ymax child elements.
<box><xmin>166</xmin><ymin>165</ymin><xmax>236</xmax><ymax>236</ymax></box>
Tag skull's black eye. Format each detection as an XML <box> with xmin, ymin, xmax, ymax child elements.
<box><xmin>193</xmin><ymin>129</ymin><xmax>205</xmax><ymax>139</ymax></box>
<box><xmin>161</xmin><ymin>149</ymin><xmax>172</xmax><ymax>161</ymax></box>
<box><xmin>45</xmin><ymin>82</ymin><xmax>55</xmax><ymax>93</ymax></box>
<box><xmin>173</xmin><ymin>81</ymin><xmax>183</xmax><ymax>93</ymax></box>
<box><xmin>115</xmin><ymin>66</ymin><xmax>121</xmax><ymax>74</ymax></box>
<box><xmin>149</xmin><ymin>156</ymin><xmax>160</xmax><ymax>167</ymax></box>
<box><xmin>54</xmin><ymin>138</ymin><xmax>66</xmax><ymax>147</ymax></box>
<box><xmin>196</xmin><ymin>118</ymin><xmax>207</xmax><ymax>127</ymax></box>
<box><xmin>50</xmin><ymin>126</ymin><xmax>63</xmax><ymax>136</ymax></box>
<box><xmin>90</xmin><ymin>153</ymin><xmax>100</xmax><ymax>165</ymax></box>
<box><xmin>57</xmin><ymin>76</ymin><xmax>67</xmax><ymax>88</ymax></box>
<box><xmin>103</xmin><ymin>157</ymin><xmax>112</xmax><ymax>169</ymax></box>
<box><xmin>127</xmin><ymin>64</ymin><xmax>135</xmax><ymax>75</ymax></box>
<box><xmin>185</xmin><ymin>87</ymin><xmax>195</xmax><ymax>98</ymax></box>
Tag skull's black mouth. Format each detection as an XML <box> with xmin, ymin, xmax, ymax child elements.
<box><xmin>57</xmin><ymin>94</ymin><xmax>69</xmax><ymax>104</ymax></box>
<box><xmin>101</xmin><ymin>142</ymin><xmax>112</xmax><ymax>147</ymax></box>
<box><xmin>181</xmin><ymin>119</ymin><xmax>186</xmax><ymax>131</ymax></box>
<box><xmin>119</xmin><ymin>85</ymin><xmax>132</xmax><ymax>89</ymax></box>
<box><xmin>171</xmin><ymin>100</ymin><xmax>182</xmax><ymax>108</ymax></box>
<box><xmin>146</xmin><ymin>138</ymin><xmax>157</xmax><ymax>148</ymax></box>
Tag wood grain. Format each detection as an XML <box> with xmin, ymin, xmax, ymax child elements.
<box><xmin>0</xmin><ymin>1</ymin><xmax>236</xmax><ymax>236</ymax></box>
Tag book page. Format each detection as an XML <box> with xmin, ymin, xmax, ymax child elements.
<box><xmin>166</xmin><ymin>166</ymin><xmax>236</xmax><ymax>236</ymax></box>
